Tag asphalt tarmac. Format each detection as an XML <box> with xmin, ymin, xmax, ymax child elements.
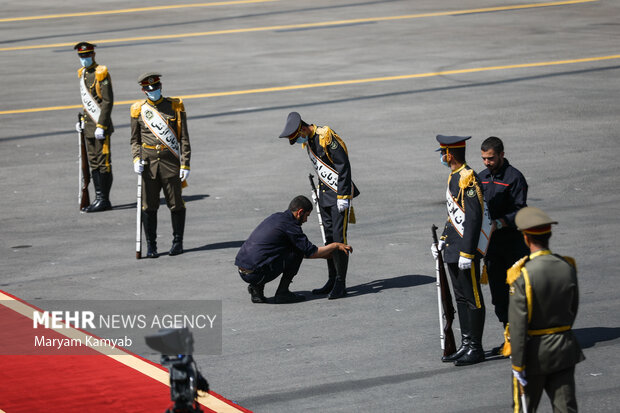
<box><xmin>1</xmin><ymin>0</ymin><xmax>620</xmax><ymax>412</ymax></box>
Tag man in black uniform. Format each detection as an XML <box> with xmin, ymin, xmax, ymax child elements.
<box><xmin>279</xmin><ymin>112</ymin><xmax>360</xmax><ymax>299</ymax></box>
<box><xmin>74</xmin><ymin>42</ymin><xmax>114</xmax><ymax>212</ymax></box>
<box><xmin>431</xmin><ymin>135</ymin><xmax>490</xmax><ymax>366</ymax></box>
<box><xmin>130</xmin><ymin>73</ymin><xmax>191</xmax><ymax>258</ymax></box>
<box><xmin>479</xmin><ymin>136</ymin><xmax>529</xmax><ymax>355</ymax></box>
<box><xmin>235</xmin><ymin>196</ymin><xmax>353</xmax><ymax>304</ymax></box>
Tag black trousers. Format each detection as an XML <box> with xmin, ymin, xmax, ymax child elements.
<box><xmin>239</xmin><ymin>249</ymin><xmax>304</xmax><ymax>286</ymax></box>
<box><xmin>319</xmin><ymin>203</ymin><xmax>348</xmax><ymax>244</ymax></box>
<box><xmin>447</xmin><ymin>261</ymin><xmax>485</xmax><ymax>311</ymax></box>
<box><xmin>485</xmin><ymin>230</ymin><xmax>528</xmax><ymax>324</ymax></box>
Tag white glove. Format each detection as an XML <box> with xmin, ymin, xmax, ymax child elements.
<box><xmin>512</xmin><ymin>369</ymin><xmax>527</xmax><ymax>386</ymax></box>
<box><xmin>337</xmin><ymin>198</ymin><xmax>349</xmax><ymax>213</ymax></box>
<box><xmin>431</xmin><ymin>240</ymin><xmax>445</xmax><ymax>259</ymax></box>
<box><xmin>94</xmin><ymin>127</ymin><xmax>105</xmax><ymax>140</ymax></box>
<box><xmin>75</xmin><ymin>121</ymin><xmax>83</xmax><ymax>133</ymax></box>
<box><xmin>458</xmin><ymin>255</ymin><xmax>472</xmax><ymax>270</ymax></box>
<box><xmin>134</xmin><ymin>160</ymin><xmax>144</xmax><ymax>174</ymax></box>
<box><xmin>179</xmin><ymin>169</ymin><xmax>190</xmax><ymax>182</ymax></box>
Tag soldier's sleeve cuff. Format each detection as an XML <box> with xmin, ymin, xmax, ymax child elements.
<box><xmin>337</xmin><ymin>195</ymin><xmax>352</xmax><ymax>199</ymax></box>
<box><xmin>181</xmin><ymin>165</ymin><xmax>190</xmax><ymax>170</ymax></box>
<box><xmin>460</xmin><ymin>252</ymin><xmax>475</xmax><ymax>259</ymax></box>
<box><xmin>512</xmin><ymin>364</ymin><xmax>525</xmax><ymax>372</ymax></box>
<box><xmin>133</xmin><ymin>157</ymin><xmax>140</xmax><ymax>163</ymax></box>
<box><xmin>96</xmin><ymin>124</ymin><xmax>108</xmax><ymax>130</ymax></box>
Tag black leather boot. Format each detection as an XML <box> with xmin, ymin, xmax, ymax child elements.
<box><xmin>143</xmin><ymin>211</ymin><xmax>158</xmax><ymax>258</ymax></box>
<box><xmin>169</xmin><ymin>209</ymin><xmax>186</xmax><ymax>256</ymax></box>
<box><xmin>248</xmin><ymin>284</ymin><xmax>268</xmax><ymax>304</ymax></box>
<box><xmin>274</xmin><ymin>275</ymin><xmax>305</xmax><ymax>304</ymax></box>
<box><xmin>83</xmin><ymin>170</ymin><xmax>102</xmax><ymax>212</ymax></box>
<box><xmin>442</xmin><ymin>303</ymin><xmax>471</xmax><ymax>362</ymax></box>
<box><xmin>328</xmin><ymin>250</ymin><xmax>348</xmax><ymax>299</ymax></box>
<box><xmin>312</xmin><ymin>258</ymin><xmax>336</xmax><ymax>294</ymax></box>
<box><xmin>455</xmin><ymin>308</ymin><xmax>486</xmax><ymax>366</ymax></box>
<box><xmin>88</xmin><ymin>171</ymin><xmax>112</xmax><ymax>212</ymax></box>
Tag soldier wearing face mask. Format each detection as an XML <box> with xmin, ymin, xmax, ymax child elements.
<box><xmin>130</xmin><ymin>73</ymin><xmax>191</xmax><ymax>258</ymax></box>
<box><xmin>74</xmin><ymin>41</ymin><xmax>114</xmax><ymax>212</ymax></box>
<box><xmin>278</xmin><ymin>112</ymin><xmax>359</xmax><ymax>299</ymax></box>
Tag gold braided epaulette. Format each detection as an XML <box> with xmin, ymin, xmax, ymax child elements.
<box><xmin>130</xmin><ymin>100</ymin><xmax>145</xmax><ymax>118</ymax></box>
<box><xmin>507</xmin><ymin>255</ymin><xmax>528</xmax><ymax>285</ymax></box>
<box><xmin>95</xmin><ymin>65</ymin><xmax>108</xmax><ymax>81</ymax></box>
<box><xmin>458</xmin><ymin>169</ymin><xmax>475</xmax><ymax>189</ymax></box>
<box><xmin>77</xmin><ymin>67</ymin><xmax>85</xmax><ymax>78</ymax></box>
<box><xmin>170</xmin><ymin>97</ymin><xmax>185</xmax><ymax>112</ymax></box>
<box><xmin>563</xmin><ymin>256</ymin><xmax>577</xmax><ymax>269</ymax></box>
<box><xmin>316</xmin><ymin>126</ymin><xmax>333</xmax><ymax>147</ymax></box>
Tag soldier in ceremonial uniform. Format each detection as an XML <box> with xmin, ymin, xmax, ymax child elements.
<box><xmin>479</xmin><ymin>136</ymin><xmax>529</xmax><ymax>355</ymax></box>
<box><xmin>74</xmin><ymin>42</ymin><xmax>114</xmax><ymax>212</ymax></box>
<box><xmin>131</xmin><ymin>73</ymin><xmax>191</xmax><ymax>258</ymax></box>
<box><xmin>279</xmin><ymin>112</ymin><xmax>359</xmax><ymax>299</ymax></box>
<box><xmin>508</xmin><ymin>207</ymin><xmax>584</xmax><ymax>412</ymax></box>
<box><xmin>431</xmin><ymin>135</ymin><xmax>490</xmax><ymax>366</ymax></box>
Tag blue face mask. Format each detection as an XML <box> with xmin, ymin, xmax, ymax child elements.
<box><xmin>80</xmin><ymin>57</ymin><xmax>93</xmax><ymax>67</ymax></box>
<box><xmin>146</xmin><ymin>90</ymin><xmax>162</xmax><ymax>101</ymax></box>
<box><xmin>440</xmin><ymin>153</ymin><xmax>449</xmax><ymax>167</ymax></box>
<box><xmin>296</xmin><ymin>136</ymin><xmax>308</xmax><ymax>144</ymax></box>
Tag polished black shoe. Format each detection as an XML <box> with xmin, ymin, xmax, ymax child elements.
<box><xmin>312</xmin><ymin>278</ymin><xmax>335</xmax><ymax>295</ymax></box>
<box><xmin>86</xmin><ymin>199</ymin><xmax>112</xmax><ymax>212</ymax></box>
<box><xmin>441</xmin><ymin>343</ymin><xmax>469</xmax><ymax>362</ymax></box>
<box><xmin>146</xmin><ymin>243</ymin><xmax>159</xmax><ymax>258</ymax></box>
<box><xmin>248</xmin><ymin>285</ymin><xmax>268</xmax><ymax>304</ymax></box>
<box><xmin>274</xmin><ymin>291</ymin><xmax>305</xmax><ymax>304</ymax></box>
<box><xmin>169</xmin><ymin>241</ymin><xmax>183</xmax><ymax>256</ymax></box>
<box><xmin>327</xmin><ymin>278</ymin><xmax>346</xmax><ymax>299</ymax></box>
<box><xmin>454</xmin><ymin>347</ymin><xmax>485</xmax><ymax>366</ymax></box>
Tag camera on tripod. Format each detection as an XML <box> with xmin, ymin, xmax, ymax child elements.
<box><xmin>145</xmin><ymin>328</ymin><xmax>209</xmax><ymax>413</ymax></box>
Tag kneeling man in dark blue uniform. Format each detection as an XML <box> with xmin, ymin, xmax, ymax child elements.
<box><xmin>235</xmin><ymin>195</ymin><xmax>353</xmax><ymax>304</ymax></box>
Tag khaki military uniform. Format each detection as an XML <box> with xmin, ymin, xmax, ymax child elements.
<box><xmin>130</xmin><ymin>97</ymin><xmax>190</xmax><ymax>212</ymax></box>
<box><xmin>79</xmin><ymin>63</ymin><xmax>114</xmax><ymax>173</ymax></box>
<box><xmin>508</xmin><ymin>250</ymin><xmax>585</xmax><ymax>413</ymax></box>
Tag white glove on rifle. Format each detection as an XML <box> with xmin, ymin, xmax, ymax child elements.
<box><xmin>458</xmin><ymin>255</ymin><xmax>472</xmax><ymax>270</ymax></box>
<box><xmin>179</xmin><ymin>169</ymin><xmax>190</xmax><ymax>182</ymax></box>
<box><xmin>94</xmin><ymin>127</ymin><xmax>105</xmax><ymax>140</ymax></box>
<box><xmin>75</xmin><ymin>121</ymin><xmax>83</xmax><ymax>133</ymax></box>
<box><xmin>134</xmin><ymin>159</ymin><xmax>144</xmax><ymax>174</ymax></box>
<box><xmin>512</xmin><ymin>369</ymin><xmax>527</xmax><ymax>386</ymax></box>
<box><xmin>431</xmin><ymin>240</ymin><xmax>445</xmax><ymax>259</ymax></box>
<box><xmin>337</xmin><ymin>198</ymin><xmax>349</xmax><ymax>213</ymax></box>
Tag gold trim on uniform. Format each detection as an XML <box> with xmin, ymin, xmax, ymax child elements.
<box><xmin>470</xmin><ymin>262</ymin><xmax>482</xmax><ymax>309</ymax></box>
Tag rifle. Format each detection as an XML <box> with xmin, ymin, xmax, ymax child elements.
<box><xmin>77</xmin><ymin>113</ymin><xmax>91</xmax><ymax>211</ymax></box>
<box><xmin>135</xmin><ymin>150</ymin><xmax>143</xmax><ymax>259</ymax></box>
<box><xmin>431</xmin><ymin>224</ymin><xmax>457</xmax><ymax>357</ymax></box>
<box><xmin>308</xmin><ymin>174</ymin><xmax>327</xmax><ymax>245</ymax></box>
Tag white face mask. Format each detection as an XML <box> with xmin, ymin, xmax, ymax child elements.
<box><xmin>296</xmin><ymin>136</ymin><xmax>308</xmax><ymax>144</ymax></box>
<box><xmin>146</xmin><ymin>90</ymin><xmax>162</xmax><ymax>101</ymax></box>
<box><xmin>80</xmin><ymin>57</ymin><xmax>93</xmax><ymax>67</ymax></box>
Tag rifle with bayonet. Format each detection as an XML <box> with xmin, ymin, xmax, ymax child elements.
<box><xmin>308</xmin><ymin>174</ymin><xmax>327</xmax><ymax>245</ymax></box>
<box><xmin>77</xmin><ymin>113</ymin><xmax>91</xmax><ymax>211</ymax></box>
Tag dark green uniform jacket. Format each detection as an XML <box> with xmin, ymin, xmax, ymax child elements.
<box><xmin>78</xmin><ymin>63</ymin><xmax>114</xmax><ymax>136</ymax></box>
<box><xmin>508</xmin><ymin>250</ymin><xmax>585</xmax><ymax>375</ymax></box>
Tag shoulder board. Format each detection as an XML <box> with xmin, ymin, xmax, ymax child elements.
<box><xmin>130</xmin><ymin>100</ymin><xmax>146</xmax><ymax>118</ymax></box>
<box><xmin>316</xmin><ymin>126</ymin><xmax>333</xmax><ymax>148</ymax></box>
<box><xmin>458</xmin><ymin>168</ymin><xmax>475</xmax><ymax>189</ymax></box>
<box><xmin>170</xmin><ymin>97</ymin><xmax>185</xmax><ymax>112</ymax></box>
<box><xmin>561</xmin><ymin>255</ymin><xmax>577</xmax><ymax>270</ymax></box>
<box><xmin>507</xmin><ymin>255</ymin><xmax>529</xmax><ymax>285</ymax></box>
<box><xmin>95</xmin><ymin>65</ymin><xmax>108</xmax><ymax>81</ymax></box>
<box><xmin>77</xmin><ymin>67</ymin><xmax>85</xmax><ymax>78</ymax></box>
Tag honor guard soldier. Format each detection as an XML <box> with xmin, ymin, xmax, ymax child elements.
<box><xmin>279</xmin><ymin>112</ymin><xmax>360</xmax><ymax>299</ymax></box>
<box><xmin>74</xmin><ymin>42</ymin><xmax>114</xmax><ymax>212</ymax></box>
<box><xmin>431</xmin><ymin>135</ymin><xmax>491</xmax><ymax>366</ymax></box>
<box><xmin>508</xmin><ymin>207</ymin><xmax>584</xmax><ymax>412</ymax></box>
<box><xmin>479</xmin><ymin>136</ymin><xmax>529</xmax><ymax>356</ymax></box>
<box><xmin>131</xmin><ymin>73</ymin><xmax>191</xmax><ymax>258</ymax></box>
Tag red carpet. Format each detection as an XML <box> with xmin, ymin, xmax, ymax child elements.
<box><xmin>0</xmin><ymin>291</ymin><xmax>251</xmax><ymax>413</ymax></box>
